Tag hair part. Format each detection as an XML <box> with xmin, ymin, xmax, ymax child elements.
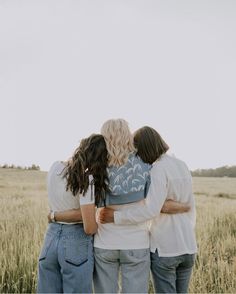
<box><xmin>63</xmin><ymin>134</ymin><xmax>109</xmax><ymax>206</ymax></box>
<box><xmin>134</xmin><ymin>126</ymin><xmax>169</xmax><ymax>164</ymax></box>
<box><xmin>101</xmin><ymin>118</ymin><xmax>135</xmax><ymax>167</ymax></box>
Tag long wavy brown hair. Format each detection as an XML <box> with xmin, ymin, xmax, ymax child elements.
<box><xmin>63</xmin><ymin>134</ymin><xmax>109</xmax><ymax>206</ymax></box>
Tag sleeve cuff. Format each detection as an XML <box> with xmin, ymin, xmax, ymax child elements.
<box><xmin>79</xmin><ymin>194</ymin><xmax>94</xmax><ymax>205</ymax></box>
<box><xmin>114</xmin><ymin>211</ymin><xmax>123</xmax><ymax>225</ymax></box>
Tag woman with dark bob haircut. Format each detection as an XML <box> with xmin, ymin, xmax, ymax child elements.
<box><xmin>37</xmin><ymin>134</ymin><xmax>109</xmax><ymax>293</ymax></box>
<box><xmin>50</xmin><ymin>123</ymin><xmax>190</xmax><ymax>293</ymax></box>
<box><xmin>134</xmin><ymin>126</ymin><xmax>169</xmax><ymax>164</ymax></box>
<box><xmin>101</xmin><ymin>126</ymin><xmax>197</xmax><ymax>294</ymax></box>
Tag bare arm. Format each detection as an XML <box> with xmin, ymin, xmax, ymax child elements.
<box><xmin>51</xmin><ymin>199</ymin><xmax>189</xmax><ymax>224</ymax></box>
<box><xmin>52</xmin><ymin>209</ymin><xmax>83</xmax><ymax>223</ymax></box>
<box><xmin>48</xmin><ymin>205</ymin><xmax>97</xmax><ymax>235</ymax></box>
<box><xmin>161</xmin><ymin>199</ymin><xmax>190</xmax><ymax>214</ymax></box>
<box><xmin>80</xmin><ymin>204</ymin><xmax>97</xmax><ymax>235</ymax></box>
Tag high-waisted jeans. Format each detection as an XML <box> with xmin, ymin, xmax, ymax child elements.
<box><xmin>37</xmin><ymin>223</ymin><xmax>93</xmax><ymax>293</ymax></box>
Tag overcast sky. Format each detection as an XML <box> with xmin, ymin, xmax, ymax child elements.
<box><xmin>0</xmin><ymin>0</ymin><xmax>235</xmax><ymax>171</ymax></box>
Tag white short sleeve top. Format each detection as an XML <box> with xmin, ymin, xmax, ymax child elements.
<box><xmin>47</xmin><ymin>161</ymin><xmax>94</xmax><ymax>224</ymax></box>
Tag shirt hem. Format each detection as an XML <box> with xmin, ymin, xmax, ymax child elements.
<box><xmin>150</xmin><ymin>248</ymin><xmax>198</xmax><ymax>256</ymax></box>
<box><xmin>56</xmin><ymin>221</ymin><xmax>83</xmax><ymax>225</ymax></box>
<box><xmin>94</xmin><ymin>244</ymin><xmax>150</xmax><ymax>250</ymax></box>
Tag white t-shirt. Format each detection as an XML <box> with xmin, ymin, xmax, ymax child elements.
<box><xmin>47</xmin><ymin>161</ymin><xmax>94</xmax><ymax>224</ymax></box>
<box><xmin>114</xmin><ymin>154</ymin><xmax>198</xmax><ymax>257</ymax></box>
<box><xmin>93</xmin><ymin>154</ymin><xmax>150</xmax><ymax>250</ymax></box>
<box><xmin>94</xmin><ymin>201</ymin><xmax>150</xmax><ymax>250</ymax></box>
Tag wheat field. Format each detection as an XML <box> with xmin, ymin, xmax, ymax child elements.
<box><xmin>0</xmin><ymin>168</ymin><xmax>235</xmax><ymax>293</ymax></box>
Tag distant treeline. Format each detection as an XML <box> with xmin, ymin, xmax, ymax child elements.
<box><xmin>0</xmin><ymin>164</ymin><xmax>40</xmax><ymax>171</ymax></box>
<box><xmin>191</xmin><ymin>166</ymin><xmax>236</xmax><ymax>177</ymax></box>
<box><xmin>1</xmin><ymin>164</ymin><xmax>236</xmax><ymax>177</ymax></box>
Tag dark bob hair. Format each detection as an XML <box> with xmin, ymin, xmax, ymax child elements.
<box><xmin>134</xmin><ymin>126</ymin><xmax>169</xmax><ymax>164</ymax></box>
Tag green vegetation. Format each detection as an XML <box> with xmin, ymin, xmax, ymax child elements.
<box><xmin>0</xmin><ymin>164</ymin><xmax>40</xmax><ymax>170</ymax></box>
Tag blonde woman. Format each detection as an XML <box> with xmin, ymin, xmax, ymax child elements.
<box><xmin>94</xmin><ymin>119</ymin><xmax>189</xmax><ymax>293</ymax></box>
<box><xmin>52</xmin><ymin>119</ymin><xmax>189</xmax><ymax>293</ymax></box>
<box><xmin>93</xmin><ymin>118</ymin><xmax>151</xmax><ymax>293</ymax></box>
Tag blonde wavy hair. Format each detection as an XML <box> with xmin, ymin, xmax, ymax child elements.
<box><xmin>101</xmin><ymin>119</ymin><xmax>136</xmax><ymax>167</ymax></box>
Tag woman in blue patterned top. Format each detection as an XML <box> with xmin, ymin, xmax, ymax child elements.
<box><xmin>93</xmin><ymin>118</ymin><xmax>152</xmax><ymax>293</ymax></box>
<box><xmin>52</xmin><ymin>119</ymin><xmax>189</xmax><ymax>293</ymax></box>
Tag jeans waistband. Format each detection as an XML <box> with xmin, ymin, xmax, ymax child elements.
<box><xmin>47</xmin><ymin>222</ymin><xmax>84</xmax><ymax>234</ymax></box>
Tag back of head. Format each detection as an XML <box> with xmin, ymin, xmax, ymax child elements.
<box><xmin>134</xmin><ymin>126</ymin><xmax>169</xmax><ymax>164</ymax></box>
<box><xmin>64</xmin><ymin>134</ymin><xmax>109</xmax><ymax>206</ymax></box>
<box><xmin>101</xmin><ymin>118</ymin><xmax>135</xmax><ymax>167</ymax></box>
<box><xmin>83</xmin><ymin>134</ymin><xmax>108</xmax><ymax>173</ymax></box>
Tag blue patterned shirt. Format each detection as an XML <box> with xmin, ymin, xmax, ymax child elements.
<box><xmin>102</xmin><ymin>153</ymin><xmax>151</xmax><ymax>206</ymax></box>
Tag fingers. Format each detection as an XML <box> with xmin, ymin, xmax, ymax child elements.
<box><xmin>97</xmin><ymin>208</ymin><xmax>105</xmax><ymax>223</ymax></box>
<box><xmin>98</xmin><ymin>209</ymin><xmax>110</xmax><ymax>223</ymax></box>
<box><xmin>97</xmin><ymin>207</ymin><xmax>115</xmax><ymax>224</ymax></box>
<box><xmin>99</xmin><ymin>218</ymin><xmax>106</xmax><ymax>224</ymax></box>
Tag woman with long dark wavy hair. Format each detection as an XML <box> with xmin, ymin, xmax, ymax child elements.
<box><xmin>37</xmin><ymin>134</ymin><xmax>109</xmax><ymax>293</ymax></box>
<box><xmin>52</xmin><ymin>120</ymin><xmax>190</xmax><ymax>293</ymax></box>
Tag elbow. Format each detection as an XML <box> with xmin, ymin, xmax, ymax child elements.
<box><xmin>185</xmin><ymin>205</ymin><xmax>191</xmax><ymax>212</ymax></box>
<box><xmin>84</xmin><ymin>226</ymin><xmax>97</xmax><ymax>235</ymax></box>
<box><xmin>84</xmin><ymin>229</ymin><xmax>97</xmax><ymax>235</ymax></box>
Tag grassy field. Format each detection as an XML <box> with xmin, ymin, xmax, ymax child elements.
<box><xmin>0</xmin><ymin>168</ymin><xmax>235</xmax><ymax>293</ymax></box>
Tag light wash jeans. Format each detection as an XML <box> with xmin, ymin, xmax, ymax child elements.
<box><xmin>151</xmin><ymin>251</ymin><xmax>196</xmax><ymax>293</ymax></box>
<box><xmin>93</xmin><ymin>247</ymin><xmax>150</xmax><ymax>293</ymax></box>
<box><xmin>37</xmin><ymin>223</ymin><xmax>93</xmax><ymax>293</ymax></box>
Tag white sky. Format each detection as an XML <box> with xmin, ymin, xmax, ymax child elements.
<box><xmin>0</xmin><ymin>0</ymin><xmax>235</xmax><ymax>171</ymax></box>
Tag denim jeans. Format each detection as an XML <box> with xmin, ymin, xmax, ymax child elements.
<box><xmin>37</xmin><ymin>223</ymin><xmax>93</xmax><ymax>293</ymax></box>
<box><xmin>93</xmin><ymin>247</ymin><xmax>150</xmax><ymax>293</ymax></box>
<box><xmin>151</xmin><ymin>251</ymin><xmax>195</xmax><ymax>293</ymax></box>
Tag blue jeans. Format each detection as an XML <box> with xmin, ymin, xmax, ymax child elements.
<box><xmin>151</xmin><ymin>251</ymin><xmax>195</xmax><ymax>293</ymax></box>
<box><xmin>93</xmin><ymin>247</ymin><xmax>150</xmax><ymax>293</ymax></box>
<box><xmin>37</xmin><ymin>223</ymin><xmax>93</xmax><ymax>293</ymax></box>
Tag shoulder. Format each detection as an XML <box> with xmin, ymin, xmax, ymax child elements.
<box><xmin>150</xmin><ymin>154</ymin><xmax>170</xmax><ymax>178</ymax></box>
<box><xmin>152</xmin><ymin>154</ymin><xmax>168</xmax><ymax>170</ymax></box>
<box><xmin>88</xmin><ymin>174</ymin><xmax>94</xmax><ymax>184</ymax></box>
<box><xmin>48</xmin><ymin>161</ymin><xmax>65</xmax><ymax>177</ymax></box>
<box><xmin>129</xmin><ymin>153</ymin><xmax>151</xmax><ymax>170</ymax></box>
<box><xmin>49</xmin><ymin>161</ymin><xmax>61</xmax><ymax>172</ymax></box>
<box><xmin>167</xmin><ymin>154</ymin><xmax>190</xmax><ymax>172</ymax></box>
<box><xmin>79</xmin><ymin>174</ymin><xmax>95</xmax><ymax>205</ymax></box>
<box><xmin>152</xmin><ymin>154</ymin><xmax>190</xmax><ymax>178</ymax></box>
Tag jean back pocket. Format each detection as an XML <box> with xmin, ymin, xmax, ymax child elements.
<box><xmin>64</xmin><ymin>238</ymin><xmax>89</xmax><ymax>266</ymax></box>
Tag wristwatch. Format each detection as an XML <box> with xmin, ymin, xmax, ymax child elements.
<box><xmin>50</xmin><ymin>211</ymin><xmax>56</xmax><ymax>222</ymax></box>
